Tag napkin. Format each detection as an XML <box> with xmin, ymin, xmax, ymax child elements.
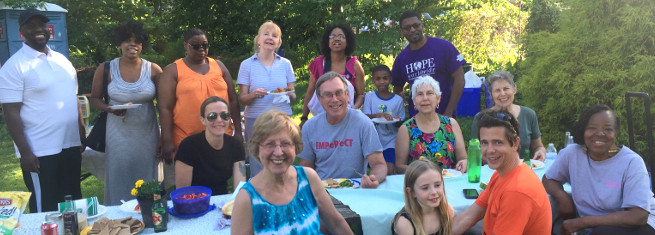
<box><xmin>272</xmin><ymin>95</ymin><xmax>290</xmax><ymax>104</ymax></box>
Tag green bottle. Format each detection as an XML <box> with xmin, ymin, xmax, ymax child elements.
<box><xmin>523</xmin><ymin>149</ymin><xmax>532</xmax><ymax>168</ymax></box>
<box><xmin>152</xmin><ymin>194</ymin><xmax>167</xmax><ymax>232</ymax></box>
<box><xmin>467</xmin><ymin>139</ymin><xmax>481</xmax><ymax>183</ymax></box>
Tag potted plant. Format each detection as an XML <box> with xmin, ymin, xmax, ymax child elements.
<box><xmin>131</xmin><ymin>179</ymin><xmax>163</xmax><ymax>228</ymax></box>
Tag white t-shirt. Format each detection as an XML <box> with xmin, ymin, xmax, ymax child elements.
<box><xmin>361</xmin><ymin>91</ymin><xmax>405</xmax><ymax>150</ymax></box>
<box><xmin>0</xmin><ymin>43</ymin><xmax>81</xmax><ymax>158</ymax></box>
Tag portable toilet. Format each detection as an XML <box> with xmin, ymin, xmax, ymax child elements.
<box><xmin>0</xmin><ymin>3</ymin><xmax>68</xmax><ymax>64</ymax></box>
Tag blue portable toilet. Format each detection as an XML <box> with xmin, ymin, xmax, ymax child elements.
<box><xmin>0</xmin><ymin>3</ymin><xmax>68</xmax><ymax>64</ymax></box>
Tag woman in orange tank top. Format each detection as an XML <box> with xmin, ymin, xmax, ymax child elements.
<box><xmin>158</xmin><ymin>28</ymin><xmax>243</xmax><ymax>185</ymax></box>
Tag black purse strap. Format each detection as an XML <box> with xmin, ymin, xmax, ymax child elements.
<box><xmin>102</xmin><ymin>61</ymin><xmax>110</xmax><ymax>105</ymax></box>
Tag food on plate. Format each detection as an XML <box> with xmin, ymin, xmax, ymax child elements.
<box><xmin>123</xmin><ymin>102</ymin><xmax>133</xmax><ymax>106</ymax></box>
<box><xmin>86</xmin><ymin>217</ymin><xmax>143</xmax><ymax>235</ymax></box>
<box><xmin>222</xmin><ymin>200</ymin><xmax>234</xmax><ymax>218</ymax></box>
<box><xmin>479</xmin><ymin>182</ymin><xmax>488</xmax><ymax>190</ymax></box>
<box><xmin>0</xmin><ymin>191</ymin><xmax>31</xmax><ymax>234</ymax></box>
<box><xmin>176</xmin><ymin>193</ymin><xmax>208</xmax><ymax>200</ymax></box>
<box><xmin>338</xmin><ymin>179</ymin><xmax>354</xmax><ymax>188</ymax></box>
<box><xmin>322</xmin><ymin>178</ymin><xmax>340</xmax><ymax>188</ymax></box>
<box><xmin>134</xmin><ymin>204</ymin><xmax>140</xmax><ymax>212</ymax></box>
<box><xmin>442</xmin><ymin>169</ymin><xmax>456</xmax><ymax>178</ymax></box>
<box><xmin>322</xmin><ymin>178</ymin><xmax>357</xmax><ymax>188</ymax></box>
<box><xmin>271</xmin><ymin>87</ymin><xmax>294</xmax><ymax>93</ymax></box>
<box><xmin>531</xmin><ymin>160</ymin><xmax>543</xmax><ymax>168</ymax></box>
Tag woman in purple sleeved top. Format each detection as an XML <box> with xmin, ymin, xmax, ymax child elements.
<box><xmin>300</xmin><ymin>24</ymin><xmax>365</xmax><ymax>128</ymax></box>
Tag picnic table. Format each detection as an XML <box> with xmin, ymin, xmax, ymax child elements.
<box><xmin>327</xmin><ymin>159</ymin><xmax>568</xmax><ymax>235</ymax></box>
<box><xmin>14</xmin><ymin>160</ymin><xmax>568</xmax><ymax>234</ymax></box>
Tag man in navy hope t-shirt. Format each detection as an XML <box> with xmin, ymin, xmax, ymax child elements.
<box><xmin>392</xmin><ymin>10</ymin><xmax>467</xmax><ymax>117</ymax></box>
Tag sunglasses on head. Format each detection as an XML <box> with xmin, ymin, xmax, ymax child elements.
<box><xmin>206</xmin><ymin>111</ymin><xmax>230</xmax><ymax>122</ymax></box>
<box><xmin>494</xmin><ymin>112</ymin><xmax>512</xmax><ymax>121</ymax></box>
<box><xmin>189</xmin><ymin>43</ymin><xmax>210</xmax><ymax>50</ymax></box>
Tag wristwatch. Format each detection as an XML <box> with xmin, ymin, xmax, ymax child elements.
<box><xmin>300</xmin><ymin>116</ymin><xmax>308</xmax><ymax>121</ymax></box>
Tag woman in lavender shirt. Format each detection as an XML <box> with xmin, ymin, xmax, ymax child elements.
<box><xmin>237</xmin><ymin>21</ymin><xmax>296</xmax><ymax>176</ymax></box>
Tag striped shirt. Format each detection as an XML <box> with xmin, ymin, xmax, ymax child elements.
<box><xmin>236</xmin><ymin>53</ymin><xmax>296</xmax><ymax>118</ymax></box>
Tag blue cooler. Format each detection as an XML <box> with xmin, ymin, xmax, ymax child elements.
<box><xmin>456</xmin><ymin>87</ymin><xmax>481</xmax><ymax>117</ymax></box>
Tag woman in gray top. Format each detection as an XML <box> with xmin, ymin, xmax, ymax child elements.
<box><xmin>470</xmin><ymin>70</ymin><xmax>546</xmax><ymax>161</ymax></box>
<box><xmin>89</xmin><ymin>20</ymin><xmax>162</xmax><ymax>205</ymax></box>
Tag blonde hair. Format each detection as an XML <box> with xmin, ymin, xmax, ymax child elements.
<box><xmin>247</xmin><ymin>110</ymin><xmax>302</xmax><ymax>161</ymax></box>
<box><xmin>253</xmin><ymin>21</ymin><xmax>282</xmax><ymax>53</ymax></box>
<box><xmin>394</xmin><ymin>159</ymin><xmax>453</xmax><ymax>235</ymax></box>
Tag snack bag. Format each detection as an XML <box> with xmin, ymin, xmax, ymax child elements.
<box><xmin>0</xmin><ymin>191</ymin><xmax>32</xmax><ymax>235</ymax></box>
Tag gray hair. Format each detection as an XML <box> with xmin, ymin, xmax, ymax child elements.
<box><xmin>411</xmin><ymin>75</ymin><xmax>442</xmax><ymax>99</ymax></box>
<box><xmin>486</xmin><ymin>70</ymin><xmax>515</xmax><ymax>91</ymax></box>
<box><xmin>316</xmin><ymin>71</ymin><xmax>349</xmax><ymax>97</ymax></box>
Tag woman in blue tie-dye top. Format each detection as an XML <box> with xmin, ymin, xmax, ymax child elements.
<box><xmin>231</xmin><ymin>110</ymin><xmax>352</xmax><ymax>234</ymax></box>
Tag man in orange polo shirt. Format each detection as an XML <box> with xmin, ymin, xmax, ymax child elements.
<box><xmin>453</xmin><ymin>109</ymin><xmax>551</xmax><ymax>234</ymax></box>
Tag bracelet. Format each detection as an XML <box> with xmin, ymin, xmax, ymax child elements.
<box><xmin>300</xmin><ymin>116</ymin><xmax>308</xmax><ymax>121</ymax></box>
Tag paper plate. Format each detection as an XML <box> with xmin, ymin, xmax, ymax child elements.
<box><xmin>531</xmin><ymin>159</ymin><xmax>545</xmax><ymax>169</ymax></box>
<box><xmin>88</xmin><ymin>205</ymin><xmax>107</xmax><ymax>220</ymax></box>
<box><xmin>268</xmin><ymin>90</ymin><xmax>294</xmax><ymax>96</ymax></box>
<box><xmin>119</xmin><ymin>199</ymin><xmax>140</xmax><ymax>214</ymax></box>
<box><xmin>371</xmin><ymin>117</ymin><xmax>400</xmax><ymax>124</ymax></box>
<box><xmin>109</xmin><ymin>104</ymin><xmax>142</xmax><ymax>110</ymax></box>
<box><xmin>323</xmin><ymin>178</ymin><xmax>361</xmax><ymax>189</ymax></box>
<box><xmin>442</xmin><ymin>169</ymin><xmax>463</xmax><ymax>179</ymax></box>
<box><xmin>168</xmin><ymin>204</ymin><xmax>216</xmax><ymax>218</ymax></box>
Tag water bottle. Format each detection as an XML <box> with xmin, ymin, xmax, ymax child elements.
<box><xmin>546</xmin><ymin>143</ymin><xmax>557</xmax><ymax>160</ymax></box>
<box><xmin>523</xmin><ymin>149</ymin><xmax>532</xmax><ymax>168</ymax></box>
<box><xmin>564</xmin><ymin>131</ymin><xmax>571</xmax><ymax>147</ymax></box>
<box><xmin>467</xmin><ymin>139</ymin><xmax>481</xmax><ymax>183</ymax></box>
<box><xmin>567</xmin><ymin>135</ymin><xmax>574</xmax><ymax>146</ymax></box>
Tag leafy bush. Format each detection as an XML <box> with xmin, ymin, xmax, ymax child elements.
<box><xmin>516</xmin><ymin>0</ymin><xmax>655</xmax><ymax>161</ymax></box>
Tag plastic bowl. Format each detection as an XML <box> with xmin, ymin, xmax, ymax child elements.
<box><xmin>170</xmin><ymin>186</ymin><xmax>212</xmax><ymax>215</ymax></box>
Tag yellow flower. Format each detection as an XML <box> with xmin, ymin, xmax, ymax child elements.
<box><xmin>135</xmin><ymin>180</ymin><xmax>144</xmax><ymax>188</ymax></box>
<box><xmin>435</xmin><ymin>153</ymin><xmax>442</xmax><ymax>158</ymax></box>
<box><xmin>131</xmin><ymin>188</ymin><xmax>138</xmax><ymax>196</ymax></box>
<box><xmin>419</xmin><ymin>156</ymin><xmax>426</xmax><ymax>160</ymax></box>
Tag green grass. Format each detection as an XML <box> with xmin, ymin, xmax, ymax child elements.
<box><xmin>0</xmin><ymin>123</ymin><xmax>106</xmax><ymax>209</ymax></box>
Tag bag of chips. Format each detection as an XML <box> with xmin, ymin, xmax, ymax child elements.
<box><xmin>0</xmin><ymin>191</ymin><xmax>32</xmax><ymax>235</ymax></box>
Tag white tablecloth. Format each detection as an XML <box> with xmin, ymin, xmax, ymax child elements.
<box><xmin>329</xmin><ymin>160</ymin><xmax>568</xmax><ymax>235</ymax></box>
<box><xmin>14</xmin><ymin>195</ymin><xmax>234</xmax><ymax>234</ymax></box>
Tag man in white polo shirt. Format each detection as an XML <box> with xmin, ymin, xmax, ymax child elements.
<box><xmin>0</xmin><ymin>8</ymin><xmax>85</xmax><ymax>212</ymax></box>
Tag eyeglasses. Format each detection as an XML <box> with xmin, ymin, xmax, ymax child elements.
<box><xmin>189</xmin><ymin>43</ymin><xmax>210</xmax><ymax>50</ymax></box>
<box><xmin>401</xmin><ymin>23</ymin><xmax>422</xmax><ymax>31</ymax></box>
<box><xmin>206</xmin><ymin>111</ymin><xmax>230</xmax><ymax>122</ymax></box>
<box><xmin>329</xmin><ymin>34</ymin><xmax>346</xmax><ymax>40</ymax></box>
<box><xmin>320</xmin><ymin>89</ymin><xmax>346</xmax><ymax>99</ymax></box>
<box><xmin>260</xmin><ymin>141</ymin><xmax>295</xmax><ymax>151</ymax></box>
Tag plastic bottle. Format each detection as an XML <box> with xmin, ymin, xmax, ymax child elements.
<box><xmin>567</xmin><ymin>135</ymin><xmax>574</xmax><ymax>147</ymax></box>
<box><xmin>564</xmin><ymin>131</ymin><xmax>571</xmax><ymax>147</ymax></box>
<box><xmin>152</xmin><ymin>194</ymin><xmax>168</xmax><ymax>232</ymax></box>
<box><xmin>546</xmin><ymin>143</ymin><xmax>557</xmax><ymax>160</ymax></box>
<box><xmin>62</xmin><ymin>195</ymin><xmax>78</xmax><ymax>235</ymax></box>
<box><xmin>523</xmin><ymin>149</ymin><xmax>532</xmax><ymax>168</ymax></box>
<box><xmin>467</xmin><ymin>139</ymin><xmax>481</xmax><ymax>183</ymax></box>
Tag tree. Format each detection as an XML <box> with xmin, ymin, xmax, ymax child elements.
<box><xmin>516</xmin><ymin>0</ymin><xmax>655</xmax><ymax>157</ymax></box>
<box><xmin>1</xmin><ymin>0</ymin><xmax>45</xmax><ymax>8</ymax></box>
